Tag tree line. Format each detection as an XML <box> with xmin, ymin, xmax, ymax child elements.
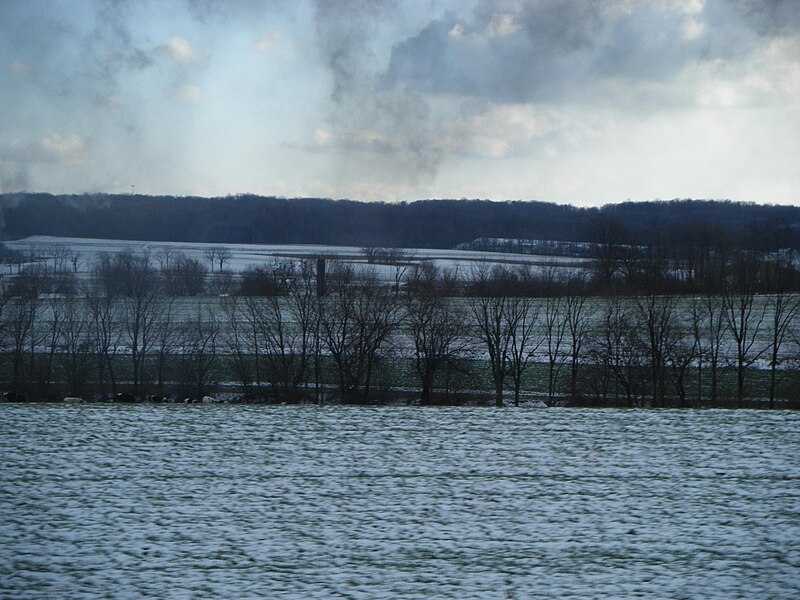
<box><xmin>1</xmin><ymin>245</ymin><xmax>798</xmax><ymax>408</ymax></box>
<box><xmin>3</xmin><ymin>194</ymin><xmax>799</xmax><ymax>252</ymax></box>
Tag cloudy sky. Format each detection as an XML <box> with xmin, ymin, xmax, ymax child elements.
<box><xmin>1</xmin><ymin>0</ymin><xmax>798</xmax><ymax>205</ymax></box>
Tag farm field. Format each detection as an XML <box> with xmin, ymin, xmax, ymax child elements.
<box><xmin>17</xmin><ymin>294</ymin><xmax>797</xmax><ymax>364</ymax></box>
<box><xmin>2</xmin><ymin>236</ymin><xmax>798</xmax><ymax>406</ymax></box>
<box><xmin>3</xmin><ymin>294</ymin><xmax>799</xmax><ymax>407</ymax></box>
<box><xmin>3</xmin><ymin>405</ymin><xmax>797</xmax><ymax>597</ymax></box>
<box><xmin>5</xmin><ymin>236</ymin><xmax>591</xmax><ymax>282</ymax></box>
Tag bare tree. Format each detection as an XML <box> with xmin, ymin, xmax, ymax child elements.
<box><xmin>691</xmin><ymin>294</ymin><xmax>726</xmax><ymax>405</ymax></box>
<box><xmin>70</xmin><ymin>252</ymin><xmax>82</xmax><ymax>273</ymax></box>
<box><xmin>151</xmin><ymin>296</ymin><xmax>178</xmax><ymax>396</ymax></box>
<box><xmin>211</xmin><ymin>270</ymin><xmax>236</xmax><ymax>295</ymax></box>
<box><xmin>0</xmin><ymin>243</ymin><xmax>22</xmax><ymax>277</ymax></box>
<box><xmin>362</xmin><ymin>247</ymin><xmax>412</xmax><ymax>295</ymax></box>
<box><xmin>665</xmin><ymin>314</ymin><xmax>698</xmax><ymax>407</ymax></box>
<box><xmin>97</xmin><ymin>253</ymin><xmax>162</xmax><ymax>399</ymax></box>
<box><xmin>0</xmin><ymin>294</ymin><xmax>12</xmax><ymax>386</ymax></box>
<box><xmin>238</xmin><ymin>264</ymin><xmax>284</xmax><ymax>296</ymax></box>
<box><xmin>155</xmin><ymin>247</ymin><xmax>179</xmax><ymax>272</ymax></box>
<box><xmin>216</xmin><ymin>247</ymin><xmax>232</xmax><ymax>272</ymax></box>
<box><xmin>38</xmin><ymin>294</ymin><xmax>66</xmax><ymax>399</ymax></box>
<box><xmin>601</xmin><ymin>295</ymin><xmax>646</xmax><ymax>407</ymax></box>
<box><xmin>56</xmin><ymin>296</ymin><xmax>93</xmax><ymax>397</ymax></box>
<box><xmin>361</xmin><ymin>247</ymin><xmax>380</xmax><ymax>264</ymax></box>
<box><xmin>245</xmin><ymin>260</ymin><xmax>319</xmax><ymax>402</ymax></box>
<box><xmin>162</xmin><ymin>254</ymin><xmax>207</xmax><ymax>296</ymax></box>
<box><xmin>722</xmin><ymin>255</ymin><xmax>767</xmax><ymax>407</ymax></box>
<box><xmin>564</xmin><ymin>274</ymin><xmax>591</xmax><ymax>402</ymax></box>
<box><xmin>505</xmin><ymin>295</ymin><xmax>540</xmax><ymax>407</ymax></box>
<box><xmin>9</xmin><ymin>263</ymin><xmax>75</xmax><ymax>297</ymax></box>
<box><xmin>205</xmin><ymin>247</ymin><xmax>233</xmax><ymax>273</ymax></box>
<box><xmin>123</xmin><ymin>295</ymin><xmax>161</xmax><ymax>399</ymax></box>
<box><xmin>204</xmin><ymin>247</ymin><xmax>219</xmax><ymax>272</ymax></box>
<box><xmin>221</xmin><ymin>296</ymin><xmax>259</xmax><ymax>396</ymax></box>
<box><xmin>405</xmin><ymin>265</ymin><xmax>469</xmax><ymax>405</ymax></box>
<box><xmin>385</xmin><ymin>249</ymin><xmax>412</xmax><ymax>296</ymax></box>
<box><xmin>3</xmin><ymin>264</ymin><xmax>54</xmax><ymax>398</ymax></box>
<box><xmin>587</xmin><ymin>216</ymin><xmax>630</xmax><ymax>288</ymax></box>
<box><xmin>6</xmin><ymin>294</ymin><xmax>38</xmax><ymax>397</ymax></box>
<box><xmin>177</xmin><ymin>303</ymin><xmax>220</xmax><ymax>400</ymax></box>
<box><xmin>86</xmin><ymin>287</ymin><xmax>122</xmax><ymax>398</ymax></box>
<box><xmin>319</xmin><ymin>265</ymin><xmax>400</xmax><ymax>404</ymax></box>
<box><xmin>468</xmin><ymin>268</ymin><xmax>514</xmax><ymax>407</ymax></box>
<box><xmin>540</xmin><ymin>271</ymin><xmax>569</xmax><ymax>405</ymax></box>
<box><xmin>586</xmin><ymin>320</ymin><xmax>613</xmax><ymax>404</ymax></box>
<box><xmin>636</xmin><ymin>293</ymin><xmax>677</xmax><ymax>407</ymax></box>
<box><xmin>45</xmin><ymin>244</ymin><xmax>73</xmax><ymax>273</ymax></box>
<box><xmin>764</xmin><ymin>259</ymin><xmax>800</xmax><ymax>408</ymax></box>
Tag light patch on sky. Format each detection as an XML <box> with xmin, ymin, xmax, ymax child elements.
<box><xmin>0</xmin><ymin>0</ymin><xmax>798</xmax><ymax>205</ymax></box>
<box><xmin>164</xmin><ymin>36</ymin><xmax>196</xmax><ymax>61</ymax></box>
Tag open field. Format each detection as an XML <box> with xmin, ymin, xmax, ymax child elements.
<box><xmin>3</xmin><ymin>406</ymin><xmax>797</xmax><ymax>597</ymax></box>
<box><xmin>5</xmin><ymin>236</ymin><xmax>592</xmax><ymax>283</ymax></box>
<box><xmin>2</xmin><ymin>293</ymin><xmax>798</xmax><ymax>406</ymax></box>
<box><xmin>2</xmin><ymin>236</ymin><xmax>798</xmax><ymax>406</ymax></box>
<box><xmin>16</xmin><ymin>294</ymin><xmax>798</xmax><ymax>365</ymax></box>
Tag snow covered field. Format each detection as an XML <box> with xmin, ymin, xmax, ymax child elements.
<box><xmin>1</xmin><ymin>405</ymin><xmax>797</xmax><ymax>598</ymax></box>
<box><xmin>6</xmin><ymin>236</ymin><xmax>591</xmax><ymax>282</ymax></box>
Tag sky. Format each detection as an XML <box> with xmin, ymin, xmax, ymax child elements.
<box><xmin>0</xmin><ymin>0</ymin><xmax>798</xmax><ymax>206</ymax></box>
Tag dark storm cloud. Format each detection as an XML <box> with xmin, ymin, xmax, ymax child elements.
<box><xmin>184</xmin><ymin>0</ymin><xmax>278</xmax><ymax>23</ymax></box>
<box><xmin>0</xmin><ymin>1</ymin><xmax>157</xmax><ymax>109</ymax></box>
<box><xmin>312</xmin><ymin>0</ymin><xmax>442</xmax><ymax>176</ymax></box>
<box><xmin>0</xmin><ymin>166</ymin><xmax>31</xmax><ymax>195</ymax></box>
<box><xmin>0</xmin><ymin>0</ymin><xmax>271</xmax><ymax>106</ymax></box>
<box><xmin>0</xmin><ymin>0</ymin><xmax>154</xmax><ymax>191</ymax></box>
<box><xmin>85</xmin><ymin>0</ymin><xmax>155</xmax><ymax>99</ymax></box>
<box><xmin>385</xmin><ymin>0</ymin><xmax>800</xmax><ymax>104</ymax></box>
<box><xmin>721</xmin><ymin>0</ymin><xmax>800</xmax><ymax>36</ymax></box>
<box><xmin>0</xmin><ymin>0</ymin><xmax>222</xmax><ymax>192</ymax></box>
<box><xmin>314</xmin><ymin>0</ymin><xmax>389</xmax><ymax>103</ymax></box>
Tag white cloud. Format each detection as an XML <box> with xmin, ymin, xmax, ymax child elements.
<box><xmin>177</xmin><ymin>85</ymin><xmax>201</xmax><ymax>102</ymax></box>
<box><xmin>681</xmin><ymin>16</ymin><xmax>705</xmax><ymax>39</ymax></box>
<box><xmin>253</xmin><ymin>28</ymin><xmax>279</xmax><ymax>52</ymax></box>
<box><xmin>41</xmin><ymin>134</ymin><xmax>89</xmax><ymax>165</ymax></box>
<box><xmin>287</xmin><ymin>103</ymin><xmax>579</xmax><ymax>167</ymax></box>
<box><xmin>312</xmin><ymin>128</ymin><xmax>334</xmax><ymax>146</ymax></box>
<box><xmin>448</xmin><ymin>23</ymin><xmax>464</xmax><ymax>40</ymax></box>
<box><xmin>695</xmin><ymin>81</ymin><xmax>744</xmax><ymax>108</ymax></box>
<box><xmin>290</xmin><ymin>104</ymin><xmax>577</xmax><ymax>162</ymax></box>
<box><xmin>437</xmin><ymin>104</ymin><xmax>563</xmax><ymax>159</ymax></box>
<box><xmin>487</xmin><ymin>14</ymin><xmax>519</xmax><ymax>38</ymax></box>
<box><xmin>633</xmin><ymin>0</ymin><xmax>704</xmax><ymax>16</ymax></box>
<box><xmin>166</xmin><ymin>36</ymin><xmax>195</xmax><ymax>61</ymax></box>
<box><xmin>686</xmin><ymin>34</ymin><xmax>800</xmax><ymax>108</ymax></box>
<box><xmin>10</xmin><ymin>60</ymin><xmax>29</xmax><ymax>76</ymax></box>
<box><xmin>289</xmin><ymin>128</ymin><xmax>400</xmax><ymax>154</ymax></box>
<box><xmin>669</xmin><ymin>0</ymin><xmax>705</xmax><ymax>15</ymax></box>
<box><xmin>1</xmin><ymin>134</ymin><xmax>90</xmax><ymax>166</ymax></box>
<box><xmin>97</xmin><ymin>94</ymin><xmax>122</xmax><ymax>107</ymax></box>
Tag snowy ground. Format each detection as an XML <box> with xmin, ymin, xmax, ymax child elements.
<box><xmin>6</xmin><ymin>236</ymin><xmax>591</xmax><ymax>282</ymax></box>
<box><xmin>1</xmin><ymin>405</ymin><xmax>798</xmax><ymax>598</ymax></box>
<box><xmin>5</xmin><ymin>236</ymin><xmax>796</xmax><ymax>371</ymax></box>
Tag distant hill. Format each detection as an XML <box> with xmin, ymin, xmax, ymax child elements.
<box><xmin>1</xmin><ymin>193</ymin><xmax>799</xmax><ymax>251</ymax></box>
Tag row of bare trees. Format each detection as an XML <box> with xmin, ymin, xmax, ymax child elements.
<box><xmin>218</xmin><ymin>255</ymin><xmax>798</xmax><ymax>407</ymax></box>
<box><xmin>0</xmin><ymin>253</ymin><xmax>798</xmax><ymax>406</ymax></box>
<box><xmin>0</xmin><ymin>253</ymin><xmax>222</xmax><ymax>401</ymax></box>
<box><xmin>586</xmin><ymin>218</ymin><xmax>800</xmax><ymax>297</ymax></box>
<box><xmin>2</xmin><ymin>244</ymin><xmax>240</xmax><ymax>298</ymax></box>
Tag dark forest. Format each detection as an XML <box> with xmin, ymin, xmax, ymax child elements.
<box><xmin>2</xmin><ymin>194</ymin><xmax>799</xmax><ymax>251</ymax></box>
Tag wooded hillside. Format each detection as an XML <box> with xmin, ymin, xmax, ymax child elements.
<box><xmin>2</xmin><ymin>194</ymin><xmax>798</xmax><ymax>250</ymax></box>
